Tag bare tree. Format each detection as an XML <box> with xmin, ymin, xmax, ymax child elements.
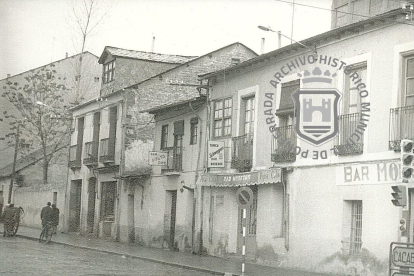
<box><xmin>67</xmin><ymin>0</ymin><xmax>113</xmax><ymax>105</ymax></box>
<box><xmin>1</xmin><ymin>65</ymin><xmax>70</xmax><ymax>184</ymax></box>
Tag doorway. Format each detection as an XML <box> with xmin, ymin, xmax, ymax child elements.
<box><xmin>164</xmin><ymin>190</ymin><xmax>177</xmax><ymax>250</ymax></box>
<box><xmin>87</xmin><ymin>178</ymin><xmax>96</xmax><ymax>233</ymax></box>
<box><xmin>237</xmin><ymin>186</ymin><xmax>258</xmax><ymax>259</ymax></box>
<box><xmin>69</xmin><ymin>180</ymin><xmax>82</xmax><ymax>232</ymax></box>
<box><xmin>128</xmin><ymin>194</ymin><xmax>135</xmax><ymax>243</ymax></box>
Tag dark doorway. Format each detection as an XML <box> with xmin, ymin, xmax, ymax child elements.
<box><xmin>69</xmin><ymin>180</ymin><xmax>82</xmax><ymax>232</ymax></box>
<box><xmin>87</xmin><ymin>178</ymin><xmax>96</xmax><ymax>233</ymax></box>
<box><xmin>128</xmin><ymin>194</ymin><xmax>135</xmax><ymax>243</ymax></box>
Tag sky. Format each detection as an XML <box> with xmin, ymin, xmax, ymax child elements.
<box><xmin>0</xmin><ymin>0</ymin><xmax>332</xmax><ymax>79</ymax></box>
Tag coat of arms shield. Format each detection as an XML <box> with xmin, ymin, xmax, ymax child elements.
<box><xmin>292</xmin><ymin>88</ymin><xmax>341</xmax><ymax>145</ymax></box>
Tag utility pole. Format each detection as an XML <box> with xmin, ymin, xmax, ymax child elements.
<box><xmin>8</xmin><ymin>124</ymin><xmax>19</xmax><ymax>204</ymax></box>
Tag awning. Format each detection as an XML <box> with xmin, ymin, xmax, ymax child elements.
<box><xmin>198</xmin><ymin>168</ymin><xmax>282</xmax><ymax>187</ymax></box>
<box><xmin>276</xmin><ymin>80</ymin><xmax>300</xmax><ymax>116</ymax></box>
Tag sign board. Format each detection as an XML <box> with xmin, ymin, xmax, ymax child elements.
<box><xmin>236</xmin><ymin>186</ymin><xmax>253</xmax><ymax>208</ymax></box>
<box><xmin>208</xmin><ymin>141</ymin><xmax>225</xmax><ymax>168</ymax></box>
<box><xmin>149</xmin><ymin>151</ymin><xmax>168</xmax><ymax>166</ymax></box>
<box><xmin>337</xmin><ymin>161</ymin><xmax>402</xmax><ymax>186</ymax></box>
<box><xmin>198</xmin><ymin>168</ymin><xmax>282</xmax><ymax>187</ymax></box>
<box><xmin>390</xmin><ymin>242</ymin><xmax>414</xmax><ymax>276</ymax></box>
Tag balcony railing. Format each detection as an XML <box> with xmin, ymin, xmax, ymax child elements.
<box><xmin>69</xmin><ymin>145</ymin><xmax>81</xmax><ymax>168</ymax></box>
<box><xmin>389</xmin><ymin>105</ymin><xmax>414</xmax><ymax>151</ymax></box>
<box><xmin>99</xmin><ymin>138</ymin><xmax>114</xmax><ymax>163</ymax></box>
<box><xmin>161</xmin><ymin>147</ymin><xmax>182</xmax><ymax>173</ymax></box>
<box><xmin>271</xmin><ymin>125</ymin><xmax>297</xmax><ymax>163</ymax></box>
<box><xmin>231</xmin><ymin>133</ymin><xmax>253</xmax><ymax>172</ymax></box>
<box><xmin>334</xmin><ymin>113</ymin><xmax>363</xmax><ymax>155</ymax></box>
<box><xmin>83</xmin><ymin>141</ymin><xmax>98</xmax><ymax>165</ymax></box>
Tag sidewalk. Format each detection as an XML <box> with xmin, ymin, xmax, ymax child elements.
<box><xmin>2</xmin><ymin>224</ymin><xmax>332</xmax><ymax>276</ymax></box>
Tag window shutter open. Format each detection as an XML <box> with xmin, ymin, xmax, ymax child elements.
<box><xmin>276</xmin><ymin>80</ymin><xmax>300</xmax><ymax>116</ymax></box>
<box><xmin>174</xmin><ymin>120</ymin><xmax>184</xmax><ymax>135</ymax></box>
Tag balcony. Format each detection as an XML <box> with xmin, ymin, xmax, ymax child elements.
<box><xmin>334</xmin><ymin>113</ymin><xmax>363</xmax><ymax>155</ymax></box>
<box><xmin>161</xmin><ymin>147</ymin><xmax>182</xmax><ymax>174</ymax></box>
<box><xmin>99</xmin><ymin>138</ymin><xmax>114</xmax><ymax>163</ymax></box>
<box><xmin>271</xmin><ymin>125</ymin><xmax>296</xmax><ymax>163</ymax></box>
<box><xmin>389</xmin><ymin>106</ymin><xmax>414</xmax><ymax>151</ymax></box>
<box><xmin>69</xmin><ymin>145</ymin><xmax>81</xmax><ymax>168</ymax></box>
<box><xmin>231</xmin><ymin>133</ymin><xmax>253</xmax><ymax>172</ymax></box>
<box><xmin>83</xmin><ymin>141</ymin><xmax>98</xmax><ymax>166</ymax></box>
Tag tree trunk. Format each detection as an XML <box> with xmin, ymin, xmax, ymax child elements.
<box><xmin>43</xmin><ymin>147</ymin><xmax>48</xmax><ymax>185</ymax></box>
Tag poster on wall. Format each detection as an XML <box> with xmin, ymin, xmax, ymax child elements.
<box><xmin>207</xmin><ymin>141</ymin><xmax>225</xmax><ymax>168</ymax></box>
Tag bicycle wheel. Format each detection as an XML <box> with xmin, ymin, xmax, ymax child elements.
<box><xmin>45</xmin><ymin>227</ymin><xmax>53</xmax><ymax>243</ymax></box>
<box><xmin>12</xmin><ymin>221</ymin><xmax>19</xmax><ymax>236</ymax></box>
<box><xmin>39</xmin><ymin>228</ymin><xmax>46</xmax><ymax>243</ymax></box>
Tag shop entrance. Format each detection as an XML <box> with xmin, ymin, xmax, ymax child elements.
<box><xmin>164</xmin><ymin>190</ymin><xmax>177</xmax><ymax>250</ymax></box>
<box><xmin>237</xmin><ymin>185</ymin><xmax>257</xmax><ymax>259</ymax></box>
<box><xmin>87</xmin><ymin>178</ymin><xmax>96</xmax><ymax>233</ymax></box>
<box><xmin>69</xmin><ymin>180</ymin><xmax>82</xmax><ymax>232</ymax></box>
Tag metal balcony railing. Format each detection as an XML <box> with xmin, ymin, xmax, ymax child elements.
<box><xmin>99</xmin><ymin>138</ymin><xmax>114</xmax><ymax>163</ymax></box>
<box><xmin>83</xmin><ymin>141</ymin><xmax>98</xmax><ymax>165</ymax></box>
<box><xmin>161</xmin><ymin>147</ymin><xmax>182</xmax><ymax>173</ymax></box>
<box><xmin>69</xmin><ymin>145</ymin><xmax>81</xmax><ymax>168</ymax></box>
<box><xmin>231</xmin><ymin>133</ymin><xmax>253</xmax><ymax>172</ymax></box>
<box><xmin>271</xmin><ymin>125</ymin><xmax>297</xmax><ymax>163</ymax></box>
<box><xmin>334</xmin><ymin>113</ymin><xmax>363</xmax><ymax>155</ymax></box>
<box><xmin>389</xmin><ymin>105</ymin><xmax>414</xmax><ymax>151</ymax></box>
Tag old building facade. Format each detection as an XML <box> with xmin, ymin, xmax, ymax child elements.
<box><xmin>198</xmin><ymin>7</ymin><xmax>414</xmax><ymax>275</ymax></box>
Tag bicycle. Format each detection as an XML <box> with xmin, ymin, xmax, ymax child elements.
<box><xmin>2</xmin><ymin>206</ymin><xmax>24</xmax><ymax>237</ymax></box>
<box><xmin>39</xmin><ymin>221</ymin><xmax>53</xmax><ymax>243</ymax></box>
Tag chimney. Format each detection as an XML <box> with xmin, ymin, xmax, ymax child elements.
<box><xmin>151</xmin><ymin>36</ymin><xmax>155</xmax><ymax>53</ymax></box>
<box><xmin>65</xmin><ymin>52</ymin><xmax>68</xmax><ymax>58</ymax></box>
<box><xmin>261</xmin><ymin>38</ymin><xmax>265</xmax><ymax>54</ymax></box>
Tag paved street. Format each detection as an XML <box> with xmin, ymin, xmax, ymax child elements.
<box><xmin>0</xmin><ymin>237</ymin><xmax>213</xmax><ymax>276</ymax></box>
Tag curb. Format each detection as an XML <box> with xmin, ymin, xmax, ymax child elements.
<box><xmin>5</xmin><ymin>232</ymin><xmax>235</xmax><ymax>276</ymax></box>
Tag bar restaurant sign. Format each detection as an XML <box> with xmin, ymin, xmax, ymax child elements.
<box><xmin>149</xmin><ymin>151</ymin><xmax>168</xmax><ymax>166</ymax></box>
<box><xmin>198</xmin><ymin>168</ymin><xmax>282</xmax><ymax>187</ymax></box>
<box><xmin>337</xmin><ymin>161</ymin><xmax>401</xmax><ymax>185</ymax></box>
<box><xmin>208</xmin><ymin>141</ymin><xmax>225</xmax><ymax>168</ymax></box>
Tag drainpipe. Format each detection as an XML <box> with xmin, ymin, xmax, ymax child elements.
<box><xmin>116</xmin><ymin>92</ymin><xmax>127</xmax><ymax>242</ymax></box>
<box><xmin>63</xmin><ymin>114</ymin><xmax>73</xmax><ymax>232</ymax></box>
<box><xmin>189</xmin><ymin>100</ymin><xmax>203</xmax><ymax>253</ymax></box>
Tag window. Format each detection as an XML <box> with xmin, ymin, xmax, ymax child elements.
<box><xmin>369</xmin><ymin>0</ymin><xmax>382</xmax><ymax>15</ymax></box>
<box><xmin>173</xmin><ymin>121</ymin><xmax>184</xmax><ymax>171</ymax></box>
<box><xmin>344</xmin><ymin>64</ymin><xmax>367</xmax><ymax>114</ymax></box>
<box><xmin>351</xmin><ymin>0</ymin><xmax>365</xmax><ymax>23</ymax></box>
<box><xmin>102</xmin><ymin>61</ymin><xmax>115</xmax><ymax>84</ymax></box>
<box><xmin>335</xmin><ymin>1</ymin><xmax>349</xmax><ymax>28</ymax></box>
<box><xmin>213</xmin><ymin>98</ymin><xmax>232</xmax><ymax>138</ymax></box>
<box><xmin>404</xmin><ymin>55</ymin><xmax>414</xmax><ymax>106</ymax></box>
<box><xmin>343</xmin><ymin>200</ymin><xmax>363</xmax><ymax>255</ymax></box>
<box><xmin>190</xmin><ymin>118</ymin><xmax>198</xmax><ymax>145</ymax></box>
<box><xmin>243</xmin><ymin>97</ymin><xmax>255</xmax><ymax>135</ymax></box>
<box><xmin>161</xmin><ymin>125</ymin><xmax>169</xmax><ymax>149</ymax></box>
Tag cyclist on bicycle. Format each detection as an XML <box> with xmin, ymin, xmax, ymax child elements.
<box><xmin>41</xmin><ymin>202</ymin><xmax>53</xmax><ymax>228</ymax></box>
<box><xmin>2</xmin><ymin>204</ymin><xmax>17</xmax><ymax>237</ymax></box>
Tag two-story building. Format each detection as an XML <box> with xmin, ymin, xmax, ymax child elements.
<box><xmin>0</xmin><ymin>52</ymin><xmax>101</xmax><ymax>229</ymax></box>
<box><xmin>65</xmin><ymin>43</ymin><xmax>257</xmax><ymax>248</ymax></box>
<box><xmin>197</xmin><ymin>5</ymin><xmax>414</xmax><ymax>275</ymax></box>
<box><xmin>66</xmin><ymin>47</ymin><xmax>194</xmax><ymax>236</ymax></box>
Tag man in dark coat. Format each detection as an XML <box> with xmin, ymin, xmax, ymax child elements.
<box><xmin>41</xmin><ymin>202</ymin><xmax>53</xmax><ymax>227</ymax></box>
<box><xmin>51</xmin><ymin>204</ymin><xmax>60</xmax><ymax>234</ymax></box>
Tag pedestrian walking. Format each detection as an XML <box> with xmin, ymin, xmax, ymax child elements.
<box><xmin>51</xmin><ymin>204</ymin><xmax>59</xmax><ymax>234</ymax></box>
<box><xmin>41</xmin><ymin>202</ymin><xmax>53</xmax><ymax>227</ymax></box>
